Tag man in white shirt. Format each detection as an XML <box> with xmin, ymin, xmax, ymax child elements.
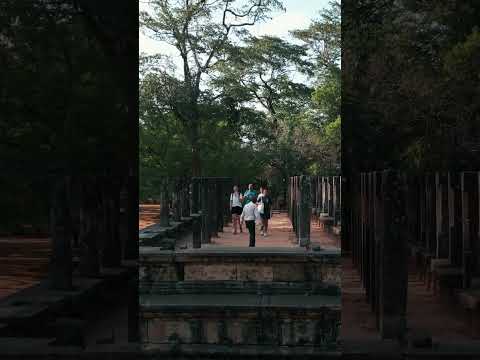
<box><xmin>240</xmin><ymin>196</ymin><xmax>261</xmax><ymax>247</ymax></box>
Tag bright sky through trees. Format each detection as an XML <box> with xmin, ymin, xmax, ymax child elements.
<box><xmin>139</xmin><ymin>0</ymin><xmax>331</xmax><ymax>56</ymax></box>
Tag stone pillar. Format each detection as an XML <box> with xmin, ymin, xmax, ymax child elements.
<box><xmin>223</xmin><ymin>179</ymin><xmax>230</xmax><ymax>226</ymax></box>
<box><xmin>341</xmin><ymin>176</ymin><xmax>351</xmax><ymax>253</ymax></box>
<box><xmin>373</xmin><ymin>172</ymin><xmax>383</xmax><ymax>328</ymax></box>
<box><xmin>191</xmin><ymin>178</ymin><xmax>200</xmax><ymax>214</ymax></box>
<box><xmin>49</xmin><ymin>176</ymin><xmax>73</xmax><ymax>290</ymax></box>
<box><xmin>192</xmin><ymin>213</ymin><xmax>201</xmax><ymax>248</ymax></box>
<box><xmin>462</xmin><ymin>172</ymin><xmax>477</xmax><ymax>289</ymax></box>
<box><xmin>334</xmin><ymin>176</ymin><xmax>341</xmax><ymax>226</ymax></box>
<box><xmin>119</xmin><ymin>184</ymin><xmax>129</xmax><ymax>261</ymax></box>
<box><xmin>159</xmin><ymin>178</ymin><xmax>170</xmax><ymax>227</ymax></box>
<box><xmin>181</xmin><ymin>179</ymin><xmax>190</xmax><ymax>218</ymax></box>
<box><xmin>78</xmin><ymin>177</ymin><xmax>100</xmax><ymax>277</ymax></box>
<box><xmin>438</xmin><ymin>173</ymin><xmax>449</xmax><ymax>258</ymax></box>
<box><xmin>102</xmin><ymin>177</ymin><xmax>122</xmax><ymax>268</ymax></box>
<box><xmin>123</xmin><ymin>173</ymin><xmax>139</xmax><ymax>261</ymax></box>
<box><xmin>298</xmin><ymin>175</ymin><xmax>311</xmax><ymax>247</ymax></box>
<box><xmin>378</xmin><ymin>170</ymin><xmax>408</xmax><ymax>339</ymax></box>
<box><xmin>333</xmin><ymin>176</ymin><xmax>337</xmax><ymax>223</ymax></box>
<box><xmin>171</xmin><ymin>179</ymin><xmax>182</xmax><ymax>222</ymax></box>
<box><xmin>451</xmin><ymin>173</ymin><xmax>463</xmax><ymax>267</ymax></box>
<box><xmin>216</xmin><ymin>179</ymin><xmax>224</xmax><ymax>233</ymax></box>
<box><xmin>209</xmin><ymin>180</ymin><xmax>218</xmax><ymax>238</ymax></box>
<box><xmin>201</xmin><ymin>178</ymin><xmax>210</xmax><ymax>244</ymax></box>
<box><xmin>321</xmin><ymin>177</ymin><xmax>326</xmax><ymax>213</ymax></box>
<box><xmin>328</xmin><ymin>177</ymin><xmax>334</xmax><ymax>217</ymax></box>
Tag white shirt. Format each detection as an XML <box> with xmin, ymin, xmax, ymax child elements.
<box><xmin>230</xmin><ymin>192</ymin><xmax>242</xmax><ymax>208</ymax></box>
<box><xmin>240</xmin><ymin>201</ymin><xmax>260</xmax><ymax>222</ymax></box>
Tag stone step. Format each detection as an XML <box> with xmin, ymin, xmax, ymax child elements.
<box><xmin>143</xmin><ymin>343</ymin><xmax>341</xmax><ymax>358</ymax></box>
<box><xmin>140</xmin><ymin>294</ymin><xmax>340</xmax><ymax>348</ymax></box>
<box><xmin>139</xmin><ymin>218</ymin><xmax>193</xmax><ymax>246</ymax></box>
<box><xmin>140</xmin><ymin>280</ymin><xmax>340</xmax><ymax>296</ymax></box>
<box><xmin>140</xmin><ymin>247</ymin><xmax>340</xmax><ymax>284</ymax></box>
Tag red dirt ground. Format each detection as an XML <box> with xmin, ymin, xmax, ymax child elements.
<box><xmin>340</xmin><ymin>257</ymin><xmax>472</xmax><ymax>342</ymax></box>
<box><xmin>0</xmin><ymin>237</ymin><xmax>51</xmax><ymax>299</ymax></box>
<box><xmin>139</xmin><ymin>204</ymin><xmax>160</xmax><ymax>230</ymax></box>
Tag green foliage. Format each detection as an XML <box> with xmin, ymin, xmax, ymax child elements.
<box><xmin>140</xmin><ymin>1</ymin><xmax>341</xmax><ymax>199</ymax></box>
<box><xmin>343</xmin><ymin>0</ymin><xmax>480</xmax><ymax>172</ymax></box>
<box><xmin>1</xmin><ymin>0</ymin><xmax>133</xmax><ymax>230</ymax></box>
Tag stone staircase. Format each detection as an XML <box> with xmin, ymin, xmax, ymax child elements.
<box><xmin>139</xmin><ymin>241</ymin><xmax>341</xmax><ymax>356</ymax></box>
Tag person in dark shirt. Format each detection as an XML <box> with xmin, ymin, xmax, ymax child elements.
<box><xmin>259</xmin><ymin>187</ymin><xmax>272</xmax><ymax>236</ymax></box>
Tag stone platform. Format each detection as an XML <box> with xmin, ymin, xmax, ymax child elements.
<box><xmin>140</xmin><ymin>247</ymin><xmax>341</xmax><ymax>284</ymax></box>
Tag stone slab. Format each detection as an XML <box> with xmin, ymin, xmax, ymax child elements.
<box><xmin>142</xmin><ymin>281</ymin><xmax>340</xmax><ymax>296</ymax></box>
<box><xmin>141</xmin><ymin>294</ymin><xmax>340</xmax><ymax>347</ymax></box>
<box><xmin>141</xmin><ymin>294</ymin><xmax>340</xmax><ymax>310</ymax></box>
<box><xmin>184</xmin><ymin>264</ymin><xmax>237</xmax><ymax>281</ymax></box>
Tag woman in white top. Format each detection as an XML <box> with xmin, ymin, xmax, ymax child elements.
<box><xmin>257</xmin><ymin>186</ymin><xmax>264</xmax><ymax>233</ymax></box>
<box><xmin>230</xmin><ymin>185</ymin><xmax>244</xmax><ymax>234</ymax></box>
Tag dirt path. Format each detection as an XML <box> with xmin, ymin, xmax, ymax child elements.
<box><xmin>340</xmin><ymin>257</ymin><xmax>472</xmax><ymax>342</ymax></box>
<box><xmin>0</xmin><ymin>237</ymin><xmax>50</xmax><ymax>299</ymax></box>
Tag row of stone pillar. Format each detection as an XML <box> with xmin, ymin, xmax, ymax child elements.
<box><xmin>158</xmin><ymin>177</ymin><xmax>191</xmax><ymax>227</ymax></box>
<box><xmin>288</xmin><ymin>176</ymin><xmax>311</xmax><ymax>247</ymax></box>
<box><xmin>49</xmin><ymin>174</ymin><xmax>137</xmax><ymax>289</ymax></box>
<box><xmin>311</xmin><ymin>176</ymin><xmax>342</xmax><ymax>227</ymax></box>
<box><xmin>349</xmin><ymin>170</ymin><xmax>480</xmax><ymax>339</ymax></box>
<box><xmin>408</xmin><ymin>172</ymin><xmax>480</xmax><ymax>289</ymax></box>
<box><xmin>191</xmin><ymin>177</ymin><xmax>233</xmax><ymax>248</ymax></box>
<box><xmin>349</xmin><ymin>171</ymin><xmax>411</xmax><ymax>340</ymax></box>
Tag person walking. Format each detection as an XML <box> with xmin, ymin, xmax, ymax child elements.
<box><xmin>259</xmin><ymin>188</ymin><xmax>273</xmax><ymax>236</ymax></box>
<box><xmin>257</xmin><ymin>186</ymin><xmax>265</xmax><ymax>232</ymax></box>
<box><xmin>230</xmin><ymin>185</ymin><xmax>244</xmax><ymax>235</ymax></box>
<box><xmin>243</xmin><ymin>184</ymin><xmax>257</xmax><ymax>205</ymax></box>
<box><xmin>240</xmin><ymin>196</ymin><xmax>260</xmax><ymax>247</ymax></box>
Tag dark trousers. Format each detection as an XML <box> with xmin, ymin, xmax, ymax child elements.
<box><xmin>245</xmin><ymin>220</ymin><xmax>256</xmax><ymax>247</ymax></box>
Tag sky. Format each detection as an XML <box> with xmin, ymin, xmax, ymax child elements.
<box><xmin>139</xmin><ymin>0</ymin><xmax>332</xmax><ymax>56</ymax></box>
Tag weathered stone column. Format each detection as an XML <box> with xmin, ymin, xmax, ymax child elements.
<box><xmin>49</xmin><ymin>176</ymin><xmax>73</xmax><ymax>290</ymax></box>
<box><xmin>159</xmin><ymin>178</ymin><xmax>170</xmax><ymax>227</ymax></box>
<box><xmin>373</xmin><ymin>171</ymin><xmax>383</xmax><ymax>328</ymax></box>
<box><xmin>201</xmin><ymin>178</ymin><xmax>210</xmax><ymax>244</ymax></box>
<box><xmin>462</xmin><ymin>172</ymin><xmax>477</xmax><ymax>289</ymax></box>
<box><xmin>118</xmin><ymin>184</ymin><xmax>129</xmax><ymax>261</ymax></box>
<box><xmin>191</xmin><ymin>178</ymin><xmax>202</xmax><ymax>248</ymax></box>
<box><xmin>181</xmin><ymin>179</ymin><xmax>190</xmax><ymax>218</ymax></box>
<box><xmin>191</xmin><ymin>178</ymin><xmax>200</xmax><ymax>214</ymax></box>
<box><xmin>298</xmin><ymin>175</ymin><xmax>311</xmax><ymax>247</ymax></box>
<box><xmin>78</xmin><ymin>176</ymin><xmax>100</xmax><ymax>277</ymax></box>
<box><xmin>172</xmin><ymin>178</ymin><xmax>182</xmax><ymax>222</ymax></box>
<box><xmin>334</xmin><ymin>176</ymin><xmax>341</xmax><ymax>226</ymax></box>
<box><xmin>225</xmin><ymin>178</ymin><xmax>233</xmax><ymax>225</ymax></box>
<box><xmin>122</xmin><ymin>173</ymin><xmax>139</xmax><ymax>261</ymax></box>
<box><xmin>321</xmin><ymin>177</ymin><xmax>327</xmax><ymax>214</ymax></box>
<box><xmin>192</xmin><ymin>213</ymin><xmax>202</xmax><ymax>248</ymax></box>
<box><xmin>378</xmin><ymin>170</ymin><xmax>408</xmax><ymax>339</ymax></box>
<box><xmin>216</xmin><ymin>179</ymin><xmax>224</xmax><ymax>233</ymax></box>
<box><xmin>328</xmin><ymin>177</ymin><xmax>334</xmax><ymax>217</ymax></box>
<box><xmin>451</xmin><ymin>172</ymin><xmax>463</xmax><ymax>267</ymax></box>
<box><xmin>209</xmin><ymin>180</ymin><xmax>218</xmax><ymax>238</ymax></box>
<box><xmin>102</xmin><ymin>177</ymin><xmax>122</xmax><ymax>268</ymax></box>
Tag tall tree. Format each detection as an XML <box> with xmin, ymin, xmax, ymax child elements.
<box><xmin>140</xmin><ymin>0</ymin><xmax>283</xmax><ymax>176</ymax></box>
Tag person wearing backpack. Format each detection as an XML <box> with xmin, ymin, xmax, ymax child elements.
<box><xmin>258</xmin><ymin>187</ymin><xmax>272</xmax><ymax>237</ymax></box>
<box><xmin>230</xmin><ymin>185</ymin><xmax>243</xmax><ymax>235</ymax></box>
